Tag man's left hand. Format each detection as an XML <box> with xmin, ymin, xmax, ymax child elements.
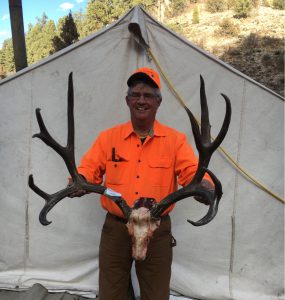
<box><xmin>194</xmin><ymin>179</ymin><xmax>215</xmax><ymax>205</ymax></box>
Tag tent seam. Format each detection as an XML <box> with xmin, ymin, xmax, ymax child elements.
<box><xmin>18</xmin><ymin>72</ymin><xmax>34</xmax><ymax>288</ymax></box>
<box><xmin>229</xmin><ymin>79</ymin><xmax>247</xmax><ymax>300</ymax></box>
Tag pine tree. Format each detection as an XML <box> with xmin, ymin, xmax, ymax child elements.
<box><xmin>35</xmin><ymin>12</ymin><xmax>48</xmax><ymax>27</ymax></box>
<box><xmin>51</xmin><ymin>11</ymin><xmax>79</xmax><ymax>53</ymax></box>
<box><xmin>60</xmin><ymin>12</ymin><xmax>79</xmax><ymax>45</ymax></box>
<box><xmin>84</xmin><ymin>0</ymin><xmax>156</xmax><ymax>35</ymax></box>
<box><xmin>26</xmin><ymin>14</ymin><xmax>56</xmax><ymax>64</ymax></box>
<box><xmin>74</xmin><ymin>9</ymin><xmax>89</xmax><ymax>39</ymax></box>
<box><xmin>192</xmin><ymin>5</ymin><xmax>200</xmax><ymax>24</ymax></box>
<box><xmin>1</xmin><ymin>39</ymin><xmax>15</xmax><ymax>73</ymax></box>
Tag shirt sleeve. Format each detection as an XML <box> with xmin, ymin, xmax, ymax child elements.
<box><xmin>175</xmin><ymin>133</ymin><xmax>213</xmax><ymax>187</ymax></box>
<box><xmin>77</xmin><ymin>132</ymin><xmax>107</xmax><ymax>184</ymax></box>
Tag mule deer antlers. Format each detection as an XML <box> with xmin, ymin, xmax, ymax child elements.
<box><xmin>29</xmin><ymin>72</ymin><xmax>231</xmax><ymax>228</ymax></box>
<box><xmin>29</xmin><ymin>73</ymin><xmax>131</xmax><ymax>225</ymax></box>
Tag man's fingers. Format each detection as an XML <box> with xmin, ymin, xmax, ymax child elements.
<box><xmin>68</xmin><ymin>190</ymin><xmax>87</xmax><ymax>198</ymax></box>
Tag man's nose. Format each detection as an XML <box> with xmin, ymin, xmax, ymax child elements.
<box><xmin>137</xmin><ymin>95</ymin><xmax>147</xmax><ymax>102</ymax></box>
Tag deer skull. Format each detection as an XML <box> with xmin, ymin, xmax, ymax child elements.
<box><xmin>126</xmin><ymin>207</ymin><xmax>160</xmax><ymax>261</ymax></box>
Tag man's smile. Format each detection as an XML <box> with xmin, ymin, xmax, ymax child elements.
<box><xmin>135</xmin><ymin>106</ymin><xmax>149</xmax><ymax>111</ymax></box>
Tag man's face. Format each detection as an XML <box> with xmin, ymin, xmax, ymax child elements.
<box><xmin>126</xmin><ymin>83</ymin><xmax>161</xmax><ymax>125</ymax></box>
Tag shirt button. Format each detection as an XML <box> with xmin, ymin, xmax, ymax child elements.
<box><xmin>114</xmin><ymin>164</ymin><xmax>117</xmax><ymax>167</ymax></box>
<box><xmin>135</xmin><ymin>192</ymin><xmax>138</xmax><ymax>195</ymax></box>
<box><xmin>136</xmin><ymin>175</ymin><xmax>140</xmax><ymax>178</ymax></box>
<box><xmin>138</xmin><ymin>159</ymin><xmax>141</xmax><ymax>163</ymax></box>
<box><xmin>137</xmin><ymin>144</ymin><xmax>140</xmax><ymax>147</ymax></box>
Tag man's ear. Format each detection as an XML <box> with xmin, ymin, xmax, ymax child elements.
<box><xmin>126</xmin><ymin>96</ymin><xmax>130</xmax><ymax>107</ymax></box>
<box><xmin>157</xmin><ymin>98</ymin><xmax>162</xmax><ymax>107</ymax></box>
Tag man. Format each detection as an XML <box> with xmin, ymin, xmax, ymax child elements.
<box><xmin>70</xmin><ymin>67</ymin><xmax>214</xmax><ymax>299</ymax></box>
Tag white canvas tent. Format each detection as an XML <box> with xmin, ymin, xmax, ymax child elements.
<box><xmin>0</xmin><ymin>6</ymin><xmax>284</xmax><ymax>300</ymax></box>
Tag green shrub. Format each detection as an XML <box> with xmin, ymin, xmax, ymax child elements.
<box><xmin>166</xmin><ymin>22</ymin><xmax>185</xmax><ymax>35</ymax></box>
<box><xmin>251</xmin><ymin>0</ymin><xmax>260</xmax><ymax>8</ymax></box>
<box><xmin>262</xmin><ymin>0</ymin><xmax>271</xmax><ymax>7</ymax></box>
<box><xmin>272</xmin><ymin>0</ymin><xmax>285</xmax><ymax>9</ymax></box>
<box><xmin>169</xmin><ymin>0</ymin><xmax>188</xmax><ymax>16</ymax></box>
<box><xmin>234</xmin><ymin>0</ymin><xmax>253</xmax><ymax>18</ymax></box>
<box><xmin>217</xmin><ymin>18</ymin><xmax>239</xmax><ymax>36</ymax></box>
<box><xmin>206</xmin><ymin>0</ymin><xmax>227</xmax><ymax>12</ymax></box>
<box><xmin>242</xmin><ymin>33</ymin><xmax>259</xmax><ymax>48</ymax></box>
<box><xmin>261</xmin><ymin>36</ymin><xmax>284</xmax><ymax>49</ymax></box>
<box><xmin>226</xmin><ymin>0</ymin><xmax>237</xmax><ymax>9</ymax></box>
<box><xmin>261</xmin><ymin>53</ymin><xmax>272</xmax><ymax>66</ymax></box>
<box><xmin>192</xmin><ymin>6</ymin><xmax>200</xmax><ymax>24</ymax></box>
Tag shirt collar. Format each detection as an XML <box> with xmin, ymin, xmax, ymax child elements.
<box><xmin>153</xmin><ymin>120</ymin><xmax>167</xmax><ymax>137</ymax></box>
<box><xmin>123</xmin><ymin>120</ymin><xmax>167</xmax><ymax>140</ymax></box>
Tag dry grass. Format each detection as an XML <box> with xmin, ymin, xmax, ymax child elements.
<box><xmin>164</xmin><ymin>6</ymin><xmax>284</xmax><ymax>96</ymax></box>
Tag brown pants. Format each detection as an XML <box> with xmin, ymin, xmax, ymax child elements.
<box><xmin>99</xmin><ymin>213</ymin><xmax>173</xmax><ymax>300</ymax></box>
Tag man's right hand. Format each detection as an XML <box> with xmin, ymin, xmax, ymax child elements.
<box><xmin>67</xmin><ymin>176</ymin><xmax>89</xmax><ymax>198</ymax></box>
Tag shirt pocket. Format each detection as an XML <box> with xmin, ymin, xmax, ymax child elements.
<box><xmin>105</xmin><ymin>151</ymin><xmax>129</xmax><ymax>185</ymax></box>
<box><xmin>148</xmin><ymin>157</ymin><xmax>172</xmax><ymax>187</ymax></box>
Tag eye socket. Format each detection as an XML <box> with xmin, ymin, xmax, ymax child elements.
<box><xmin>128</xmin><ymin>93</ymin><xmax>157</xmax><ymax>101</ymax></box>
<box><xmin>144</xmin><ymin>93</ymin><xmax>156</xmax><ymax>100</ymax></box>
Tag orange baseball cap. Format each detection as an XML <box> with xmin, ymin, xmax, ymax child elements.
<box><xmin>127</xmin><ymin>67</ymin><xmax>161</xmax><ymax>89</ymax></box>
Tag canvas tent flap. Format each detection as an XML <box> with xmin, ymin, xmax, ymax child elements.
<box><xmin>128</xmin><ymin>6</ymin><xmax>150</xmax><ymax>49</ymax></box>
<box><xmin>0</xmin><ymin>5</ymin><xmax>284</xmax><ymax>300</ymax></box>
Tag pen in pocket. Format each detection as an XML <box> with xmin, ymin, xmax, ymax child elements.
<box><xmin>112</xmin><ymin>147</ymin><xmax>121</xmax><ymax>162</ymax></box>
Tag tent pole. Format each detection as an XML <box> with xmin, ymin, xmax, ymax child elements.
<box><xmin>9</xmin><ymin>0</ymin><xmax>28</xmax><ymax>72</ymax></box>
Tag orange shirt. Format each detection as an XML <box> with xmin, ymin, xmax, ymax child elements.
<box><xmin>77</xmin><ymin>120</ymin><xmax>209</xmax><ymax>218</ymax></box>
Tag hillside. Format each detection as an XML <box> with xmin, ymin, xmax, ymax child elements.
<box><xmin>164</xmin><ymin>5</ymin><xmax>284</xmax><ymax>97</ymax></box>
<box><xmin>1</xmin><ymin>4</ymin><xmax>283</xmax><ymax>97</ymax></box>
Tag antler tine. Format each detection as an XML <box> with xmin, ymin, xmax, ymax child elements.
<box><xmin>188</xmin><ymin>197</ymin><xmax>219</xmax><ymax>226</ymax></box>
<box><xmin>67</xmin><ymin>72</ymin><xmax>75</xmax><ymax>160</ymax></box>
<box><xmin>33</xmin><ymin>108</ymin><xmax>62</xmax><ymax>153</ymax></box>
<box><xmin>32</xmin><ymin>73</ymin><xmax>79</xmax><ymax>181</ymax></box>
<box><xmin>187</xmin><ymin>168</ymin><xmax>222</xmax><ymax>226</ymax></box>
<box><xmin>210</xmin><ymin>93</ymin><xmax>232</xmax><ymax>151</ymax></box>
<box><xmin>28</xmin><ymin>173</ymin><xmax>81</xmax><ymax>225</ymax></box>
<box><xmin>29</xmin><ymin>175</ymin><xmax>49</xmax><ymax>201</ymax></box>
<box><xmin>150</xmin><ymin>76</ymin><xmax>231</xmax><ymax>226</ymax></box>
<box><xmin>183</xmin><ymin>105</ymin><xmax>203</xmax><ymax>154</ymax></box>
<box><xmin>151</xmin><ymin>166</ymin><xmax>222</xmax><ymax>223</ymax></box>
<box><xmin>199</xmin><ymin>75</ymin><xmax>211</xmax><ymax>143</ymax></box>
<box><xmin>65</xmin><ymin>72</ymin><xmax>79</xmax><ymax>179</ymax></box>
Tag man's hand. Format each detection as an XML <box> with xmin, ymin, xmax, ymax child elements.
<box><xmin>67</xmin><ymin>175</ymin><xmax>89</xmax><ymax>198</ymax></box>
<box><xmin>194</xmin><ymin>179</ymin><xmax>215</xmax><ymax>205</ymax></box>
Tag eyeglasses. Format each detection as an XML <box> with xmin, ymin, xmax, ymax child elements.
<box><xmin>128</xmin><ymin>92</ymin><xmax>158</xmax><ymax>101</ymax></box>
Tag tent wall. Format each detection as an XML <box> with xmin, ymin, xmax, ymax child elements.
<box><xmin>0</xmin><ymin>6</ymin><xmax>283</xmax><ymax>300</ymax></box>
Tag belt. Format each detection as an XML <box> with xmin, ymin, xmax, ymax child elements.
<box><xmin>107</xmin><ymin>212</ymin><xmax>169</xmax><ymax>224</ymax></box>
<box><xmin>107</xmin><ymin>212</ymin><xmax>128</xmax><ymax>224</ymax></box>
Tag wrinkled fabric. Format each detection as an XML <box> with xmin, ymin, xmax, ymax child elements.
<box><xmin>0</xmin><ymin>6</ymin><xmax>283</xmax><ymax>300</ymax></box>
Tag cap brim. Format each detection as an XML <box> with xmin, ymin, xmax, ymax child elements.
<box><xmin>127</xmin><ymin>72</ymin><xmax>159</xmax><ymax>89</ymax></box>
